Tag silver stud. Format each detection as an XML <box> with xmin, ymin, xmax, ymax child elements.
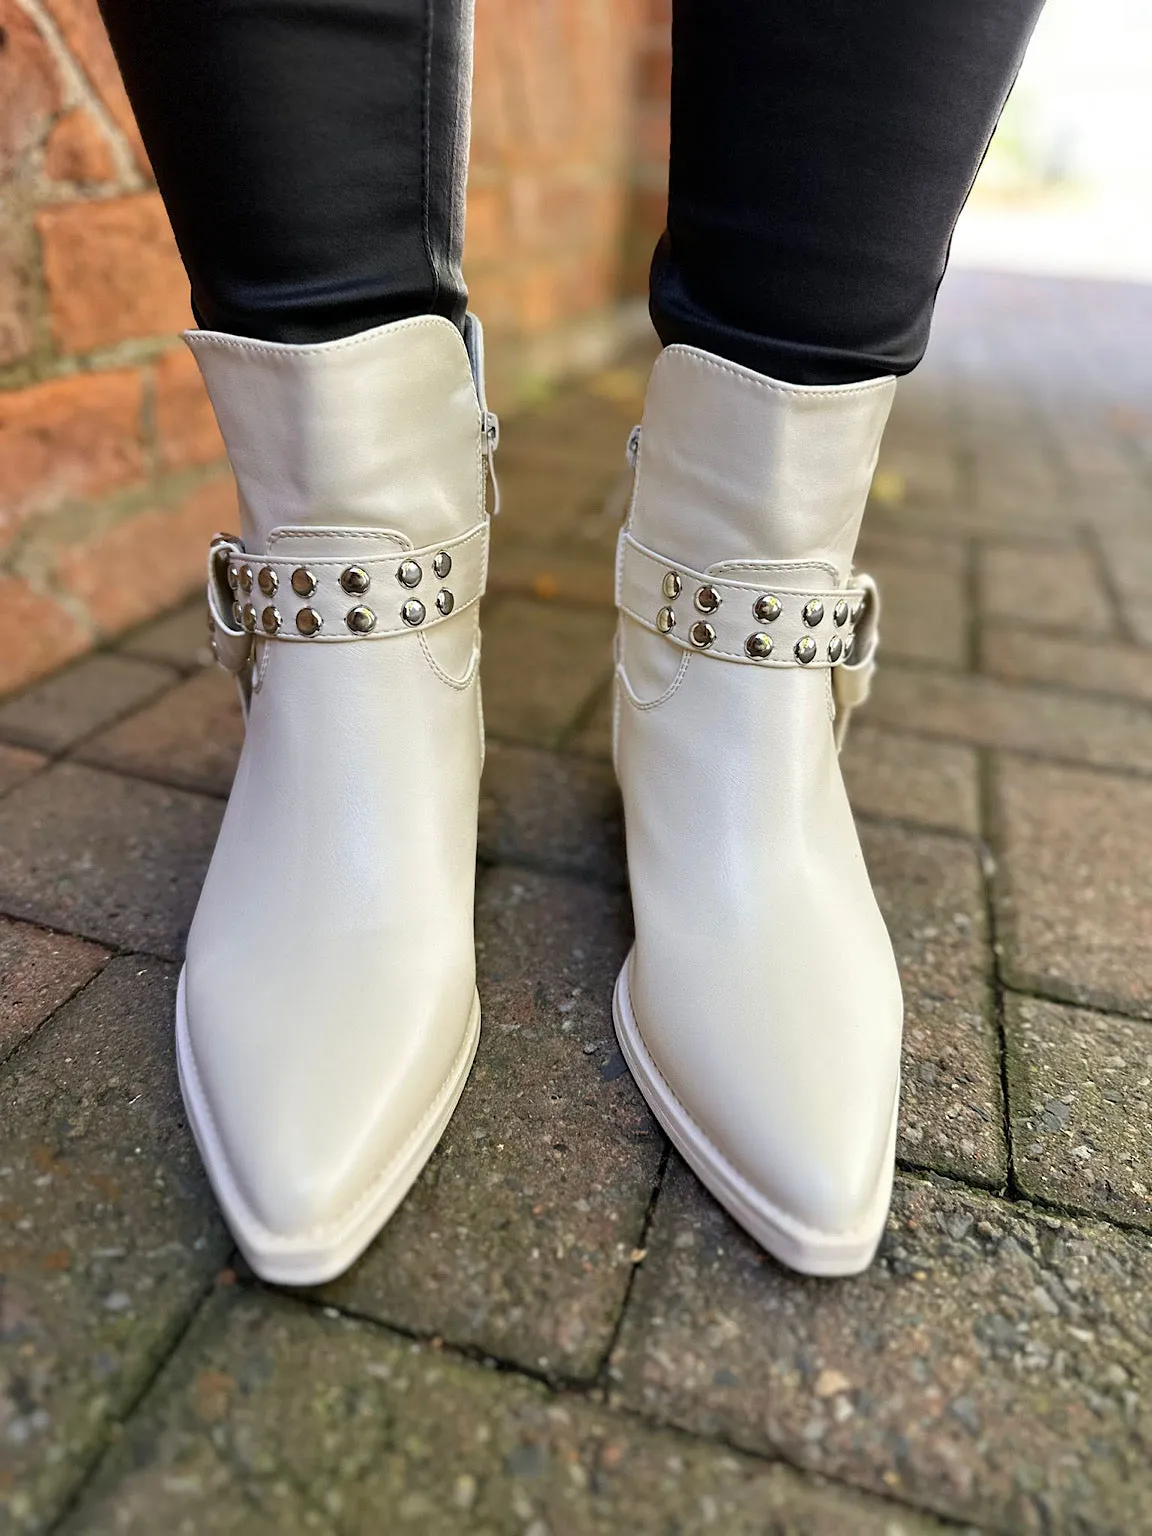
<box><xmin>794</xmin><ymin>636</ymin><xmax>817</xmax><ymax>664</ymax></box>
<box><xmin>296</xmin><ymin>607</ymin><xmax>322</xmax><ymax>636</ymax></box>
<box><xmin>239</xmin><ymin>564</ymin><xmax>254</xmax><ymax>593</ymax></box>
<box><xmin>689</xmin><ymin>620</ymin><xmax>716</xmax><ymax>649</ymax></box>
<box><xmin>833</xmin><ymin>599</ymin><xmax>849</xmax><ymax>627</ymax></box>
<box><xmin>401</xmin><ymin>598</ymin><xmax>426</xmax><ymax>626</ymax></box>
<box><xmin>694</xmin><ymin>584</ymin><xmax>721</xmax><ymax>614</ymax></box>
<box><xmin>753</xmin><ymin>594</ymin><xmax>782</xmax><ymax>623</ymax></box>
<box><xmin>227</xmin><ymin>566</ymin><xmax>240</xmax><ymax>592</ymax></box>
<box><xmin>231</xmin><ymin>600</ymin><xmax>243</xmax><ymax>626</ymax></box>
<box><xmin>346</xmin><ymin>605</ymin><xmax>376</xmax><ymax>634</ymax></box>
<box><xmin>827</xmin><ymin>634</ymin><xmax>843</xmax><ymax>663</ymax></box>
<box><xmin>745</xmin><ymin>632</ymin><xmax>773</xmax><ymax>660</ymax></box>
<box><xmin>262</xmin><ymin>605</ymin><xmax>281</xmax><ymax>635</ymax></box>
<box><xmin>242</xmin><ymin>603</ymin><xmax>257</xmax><ymax>632</ymax></box>
<box><xmin>656</xmin><ymin>606</ymin><xmax>676</xmax><ymax>634</ymax></box>
<box><xmin>291</xmin><ymin>567</ymin><xmax>317</xmax><ymax>598</ymax></box>
<box><xmin>436</xmin><ymin>589</ymin><xmax>455</xmax><ymax>616</ymax></box>
<box><xmin>398</xmin><ymin>560</ymin><xmax>422</xmax><ymax>589</ymax></box>
<box><xmin>851</xmin><ymin>600</ymin><xmax>865</xmax><ymax>624</ymax></box>
<box><xmin>257</xmin><ymin>566</ymin><xmax>278</xmax><ymax>596</ymax></box>
<box><xmin>432</xmin><ymin>551</ymin><xmax>452</xmax><ymax>580</ymax></box>
<box><xmin>341</xmin><ymin>566</ymin><xmax>371</xmax><ymax>596</ymax></box>
<box><xmin>802</xmin><ymin>599</ymin><xmax>824</xmax><ymax>627</ymax></box>
<box><xmin>662</xmin><ymin>571</ymin><xmax>682</xmax><ymax>600</ymax></box>
<box><xmin>843</xmin><ymin>633</ymin><xmax>856</xmax><ymax>662</ymax></box>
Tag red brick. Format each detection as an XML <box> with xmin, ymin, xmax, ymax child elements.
<box><xmin>40</xmin><ymin>0</ymin><xmax>149</xmax><ymax>174</ymax></box>
<box><xmin>464</xmin><ymin>183</ymin><xmax>506</xmax><ymax>268</ymax></box>
<box><xmin>0</xmin><ymin>0</ymin><xmax>61</xmax><ymax>175</ymax></box>
<box><xmin>56</xmin><ymin>474</ymin><xmax>235</xmax><ymax>637</ymax></box>
<box><xmin>43</xmin><ymin>106</ymin><xmax>116</xmax><ymax>185</ymax></box>
<box><xmin>0</xmin><ymin>369</ymin><xmax>145</xmax><ymax>541</ymax></box>
<box><xmin>153</xmin><ymin>347</ymin><xmax>223</xmax><ymax>471</ymax></box>
<box><xmin>37</xmin><ymin>193</ymin><xmax>191</xmax><ymax>353</ymax></box>
<box><xmin>0</xmin><ymin>212</ymin><xmax>38</xmax><ymax>368</ymax></box>
<box><xmin>0</xmin><ymin>577</ymin><xmax>89</xmax><ymax>696</ymax></box>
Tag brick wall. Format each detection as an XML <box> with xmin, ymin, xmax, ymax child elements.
<box><xmin>0</xmin><ymin>0</ymin><xmax>670</xmax><ymax>696</ymax></box>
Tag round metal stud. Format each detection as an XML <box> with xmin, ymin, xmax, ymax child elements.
<box><xmin>401</xmin><ymin>598</ymin><xmax>426</xmax><ymax>626</ymax></box>
<box><xmin>291</xmin><ymin>567</ymin><xmax>317</xmax><ymax>598</ymax></box>
<box><xmin>656</xmin><ymin>606</ymin><xmax>676</xmax><ymax>634</ymax></box>
<box><xmin>239</xmin><ymin>564</ymin><xmax>254</xmax><ymax>593</ymax></box>
<box><xmin>296</xmin><ymin>607</ymin><xmax>322</xmax><ymax>636</ymax></box>
<box><xmin>432</xmin><ymin>551</ymin><xmax>453</xmax><ymax>580</ymax></box>
<box><xmin>745</xmin><ymin>632</ymin><xmax>774</xmax><ymax>660</ymax></box>
<box><xmin>694</xmin><ymin>585</ymin><xmax>722</xmax><ymax>614</ymax></box>
<box><xmin>662</xmin><ymin>571</ymin><xmax>682</xmax><ymax>600</ymax></box>
<box><xmin>227</xmin><ymin>566</ymin><xmax>240</xmax><ymax>592</ymax></box>
<box><xmin>397</xmin><ymin>560</ymin><xmax>422</xmax><ymax>589</ymax></box>
<box><xmin>340</xmin><ymin>566</ymin><xmax>371</xmax><ymax>596</ymax></box>
<box><xmin>436</xmin><ymin>589</ymin><xmax>455</xmax><ymax>616</ymax></box>
<box><xmin>242</xmin><ymin>603</ymin><xmax>257</xmax><ymax>632</ymax></box>
<box><xmin>346</xmin><ymin>605</ymin><xmax>377</xmax><ymax>634</ymax></box>
<box><xmin>851</xmin><ymin>599</ymin><xmax>865</xmax><ymax>624</ymax></box>
<box><xmin>689</xmin><ymin>620</ymin><xmax>716</xmax><ymax>649</ymax></box>
<box><xmin>262</xmin><ymin>605</ymin><xmax>282</xmax><ymax>635</ymax></box>
<box><xmin>258</xmin><ymin>566</ymin><xmax>278</xmax><ymax>597</ymax></box>
<box><xmin>843</xmin><ymin>633</ymin><xmax>856</xmax><ymax>662</ymax></box>
<box><xmin>827</xmin><ymin>634</ymin><xmax>843</xmax><ymax>663</ymax></box>
<box><xmin>753</xmin><ymin>594</ymin><xmax>782</xmax><ymax>624</ymax></box>
<box><xmin>833</xmin><ymin>599</ymin><xmax>849</xmax><ymax>627</ymax></box>
<box><xmin>231</xmin><ymin>600</ymin><xmax>243</xmax><ymax>626</ymax></box>
<box><xmin>802</xmin><ymin>599</ymin><xmax>824</xmax><ymax>627</ymax></box>
<box><xmin>794</xmin><ymin>635</ymin><xmax>817</xmax><ymax>664</ymax></box>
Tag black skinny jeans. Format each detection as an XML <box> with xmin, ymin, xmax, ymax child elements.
<box><xmin>98</xmin><ymin>0</ymin><xmax>1043</xmax><ymax>386</ymax></box>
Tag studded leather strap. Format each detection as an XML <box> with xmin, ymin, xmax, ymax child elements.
<box><xmin>616</xmin><ymin>531</ymin><xmax>876</xmax><ymax>670</ymax></box>
<box><xmin>207</xmin><ymin>521</ymin><xmax>488</xmax><ymax>673</ymax></box>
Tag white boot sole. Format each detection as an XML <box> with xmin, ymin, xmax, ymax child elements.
<box><xmin>176</xmin><ymin>968</ymin><xmax>481</xmax><ymax>1286</ymax></box>
<box><xmin>613</xmin><ymin>952</ymin><xmax>897</xmax><ymax>1277</ymax></box>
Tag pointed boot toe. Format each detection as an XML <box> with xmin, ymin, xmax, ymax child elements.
<box><xmin>178</xmin><ymin>314</ymin><xmax>498</xmax><ymax>1284</ymax></box>
<box><xmin>612</xmin><ymin>345</ymin><xmax>905</xmax><ymax>1277</ymax></box>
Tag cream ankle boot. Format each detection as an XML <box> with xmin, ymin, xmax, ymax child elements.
<box><xmin>612</xmin><ymin>345</ymin><xmax>903</xmax><ymax>1276</ymax></box>
<box><xmin>179</xmin><ymin>314</ymin><xmax>497</xmax><ymax>1284</ymax></box>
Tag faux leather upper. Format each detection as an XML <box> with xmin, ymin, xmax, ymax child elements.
<box><xmin>183</xmin><ymin>316</ymin><xmax>486</xmax><ymax>1244</ymax></box>
<box><xmin>616</xmin><ymin>345</ymin><xmax>903</xmax><ymax>1237</ymax></box>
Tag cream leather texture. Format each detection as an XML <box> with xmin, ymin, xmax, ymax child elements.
<box><xmin>179</xmin><ymin>315</ymin><xmax>489</xmax><ymax>1283</ymax></box>
<box><xmin>613</xmin><ymin>345</ymin><xmax>903</xmax><ymax>1275</ymax></box>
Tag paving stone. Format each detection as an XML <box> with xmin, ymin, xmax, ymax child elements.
<box><xmin>862</xmin><ymin>824</ymin><xmax>1004</xmax><ymax>1186</ymax></box>
<box><xmin>867</xmin><ymin>560</ymin><xmax>968</xmax><ymax>667</ymax></box>
<box><xmin>1006</xmin><ymin>994</ymin><xmax>1152</xmax><ymax>1230</ymax></box>
<box><xmin>978</xmin><ymin>544</ymin><xmax>1115</xmax><ymax>637</ymax></box>
<box><xmin>479</xmin><ymin>741</ymin><xmax>624</xmax><ymax>886</ymax></box>
<box><xmin>869</xmin><ymin>666</ymin><xmax>1152</xmax><ymax>775</ymax></box>
<box><xmin>0</xmin><ymin>656</ymin><xmax>177</xmax><ymax>754</ymax></box>
<box><xmin>0</xmin><ymin>917</ymin><xmax>106</xmax><ymax>1064</ymax></box>
<box><xmin>481</xmin><ymin>599</ymin><xmax>616</xmax><ymax>748</ymax></box>
<box><xmin>980</xmin><ymin>624</ymin><xmax>1152</xmax><ymax>704</ymax></box>
<box><xmin>0</xmin><ymin>763</ymin><xmax>222</xmax><ymax>959</ymax></box>
<box><xmin>77</xmin><ymin>668</ymin><xmax>243</xmax><ymax>799</ymax></box>
<box><xmin>611</xmin><ymin>1161</ymin><xmax>1152</xmax><ymax>1534</ymax></box>
<box><xmin>67</xmin><ymin>1290</ymin><xmax>948</xmax><ymax>1536</ymax></box>
<box><xmin>0</xmin><ymin>746</ymin><xmax>46</xmax><ymax>799</ymax></box>
<box><xmin>568</xmin><ymin>682</ymin><xmax>614</xmax><ymax>762</ymax></box>
<box><xmin>842</xmin><ymin>725</ymin><xmax>980</xmax><ymax>838</ymax></box>
<box><xmin>993</xmin><ymin>757</ymin><xmax>1152</xmax><ymax>1019</ymax></box>
<box><xmin>315</xmin><ymin>867</ymin><xmax>656</xmax><ymax>1382</ymax></box>
<box><xmin>488</xmin><ymin>535</ymin><xmax>615</xmax><ymax>607</ymax></box>
<box><xmin>856</xmin><ymin>526</ymin><xmax>970</xmax><ymax>576</ymax></box>
<box><xmin>117</xmin><ymin>600</ymin><xmax>215</xmax><ymax>673</ymax></box>
<box><xmin>0</xmin><ymin>957</ymin><xmax>229</xmax><ymax>1535</ymax></box>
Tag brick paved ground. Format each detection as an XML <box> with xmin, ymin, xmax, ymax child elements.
<box><xmin>2</xmin><ymin>270</ymin><xmax>1151</xmax><ymax>1534</ymax></box>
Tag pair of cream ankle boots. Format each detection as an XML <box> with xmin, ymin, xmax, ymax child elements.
<box><xmin>181</xmin><ymin>313</ymin><xmax>902</xmax><ymax>1285</ymax></box>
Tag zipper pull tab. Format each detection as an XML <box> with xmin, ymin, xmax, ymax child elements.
<box><xmin>483</xmin><ymin>410</ymin><xmax>500</xmax><ymax>517</ymax></box>
<box><xmin>626</xmin><ymin>423</ymin><xmax>642</xmax><ymax>469</ymax></box>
